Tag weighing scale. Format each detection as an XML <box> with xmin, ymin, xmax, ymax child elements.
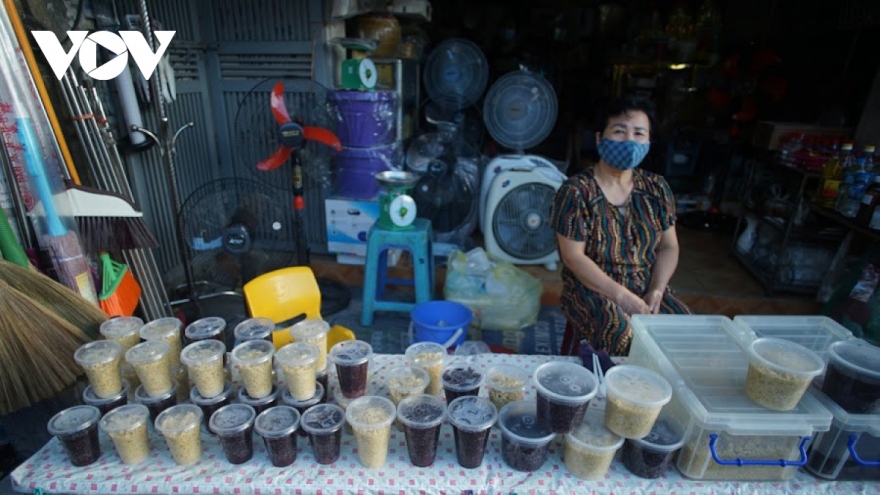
<box><xmin>332</xmin><ymin>38</ymin><xmax>379</xmax><ymax>90</ymax></box>
<box><xmin>375</xmin><ymin>170</ymin><xmax>419</xmax><ymax>230</ymax></box>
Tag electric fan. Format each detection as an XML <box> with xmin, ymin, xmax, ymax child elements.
<box><xmin>481</xmin><ymin>70</ymin><xmax>566</xmax><ymax>270</ymax></box>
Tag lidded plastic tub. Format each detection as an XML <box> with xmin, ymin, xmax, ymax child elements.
<box><xmin>628</xmin><ymin>315</ymin><xmax>832</xmax><ymax>481</ymax></box>
<box><xmin>603</xmin><ymin>364</ymin><xmax>672</xmax><ymax>438</ymax></box>
<box><xmin>733</xmin><ymin>315</ymin><xmax>853</xmax><ymax>362</ymax></box>
<box><xmin>806</xmin><ymin>388</ymin><xmax>880</xmax><ymax>481</ymax></box>
<box><xmin>821</xmin><ymin>339</ymin><xmax>880</xmax><ymax>414</ymax></box>
<box><xmin>744</xmin><ymin>338</ymin><xmax>825</xmax><ymax>411</ymax></box>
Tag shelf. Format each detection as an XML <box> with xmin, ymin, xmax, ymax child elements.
<box><xmin>739</xmin><ymin>210</ymin><xmax>845</xmax><ymax>243</ymax></box>
<box><xmin>809</xmin><ymin>205</ymin><xmax>880</xmax><ymax>241</ymax></box>
<box><xmin>730</xmin><ymin>247</ymin><xmax>820</xmax><ymax>296</ymax></box>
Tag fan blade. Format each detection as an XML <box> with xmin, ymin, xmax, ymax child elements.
<box><xmin>257</xmin><ymin>145</ymin><xmax>293</xmax><ymax>171</ymax></box>
<box><xmin>303</xmin><ymin>126</ymin><xmax>343</xmax><ymax>152</ymax></box>
<box><xmin>270</xmin><ymin>82</ymin><xmax>292</xmax><ymax>125</ymax></box>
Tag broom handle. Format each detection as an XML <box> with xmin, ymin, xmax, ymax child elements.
<box><xmin>0</xmin><ymin>208</ymin><xmax>28</xmax><ymax>267</ymax></box>
<box><xmin>17</xmin><ymin>117</ymin><xmax>67</xmax><ymax>236</ymax></box>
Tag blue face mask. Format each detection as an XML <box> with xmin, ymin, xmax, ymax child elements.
<box><xmin>597</xmin><ymin>138</ymin><xmax>650</xmax><ymax>170</ymax></box>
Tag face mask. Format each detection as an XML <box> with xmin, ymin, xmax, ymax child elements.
<box><xmin>597</xmin><ymin>138</ymin><xmax>650</xmax><ymax>170</ymax></box>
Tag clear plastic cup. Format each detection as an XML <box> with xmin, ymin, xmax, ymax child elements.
<box><xmin>533</xmin><ymin>361</ymin><xmax>597</xmax><ymax>434</ymax></box>
<box><xmin>74</xmin><ymin>340</ymin><xmax>124</xmax><ymax>399</ymax></box>
<box><xmin>125</xmin><ymin>340</ymin><xmax>172</xmax><ymax>397</ymax></box>
<box><xmin>209</xmin><ymin>403</ymin><xmax>257</xmax><ymax>464</ymax></box>
<box><xmin>333</xmin><ymin>386</ymin><xmax>360</xmax><ymax>435</ymax></box>
<box><xmin>255</xmin><ymin>406</ymin><xmax>300</xmax><ymax>467</ymax></box>
<box><xmin>822</xmin><ymin>339</ymin><xmax>880</xmax><ymax>413</ymax></box>
<box><xmin>397</xmin><ymin>394</ymin><xmax>445</xmax><ymax>467</ymax></box>
<box><xmin>180</xmin><ymin>339</ymin><xmax>227</xmax><ymax>398</ymax></box>
<box><xmin>139</xmin><ymin>317</ymin><xmax>183</xmax><ymax>370</ymax></box>
<box><xmin>564</xmin><ymin>408</ymin><xmax>624</xmax><ymax>479</ymax></box>
<box><xmin>121</xmin><ymin>363</ymin><xmax>140</xmax><ymax>400</ymax></box>
<box><xmin>442</xmin><ymin>365</ymin><xmax>483</xmax><ymax>403</ymax></box>
<box><xmin>387</xmin><ymin>366</ymin><xmax>430</xmax><ymax>406</ymax></box>
<box><xmin>154</xmin><ymin>404</ymin><xmax>203</xmax><ymax>465</ymax></box>
<box><xmin>237</xmin><ymin>384</ymin><xmax>280</xmax><ymax>416</ymax></box>
<box><xmin>316</xmin><ymin>365</ymin><xmax>330</xmax><ymax>403</ymax></box>
<box><xmin>275</xmin><ymin>342</ymin><xmax>320</xmax><ymax>401</ymax></box>
<box><xmin>604</xmin><ymin>365</ymin><xmax>673</xmax><ymax>439</ymax></box>
<box><xmin>620</xmin><ymin>411</ymin><xmax>685</xmax><ymax>479</ymax></box>
<box><xmin>745</xmin><ymin>337</ymin><xmax>825</xmax><ymax>411</ymax></box>
<box><xmin>99</xmin><ymin>404</ymin><xmax>150</xmax><ymax>464</ymax></box>
<box><xmin>173</xmin><ymin>365</ymin><xmax>191</xmax><ymax>403</ymax></box>
<box><xmin>99</xmin><ymin>316</ymin><xmax>144</xmax><ymax>352</ymax></box>
<box><xmin>234</xmin><ymin>317</ymin><xmax>275</xmax><ymax>345</ymax></box>
<box><xmin>328</xmin><ymin>340</ymin><xmax>372</xmax><ymax>399</ymax></box>
<box><xmin>83</xmin><ymin>379</ymin><xmax>129</xmax><ymax>416</ymax></box>
<box><xmin>447</xmin><ymin>395</ymin><xmax>498</xmax><ymax>468</ymax></box>
<box><xmin>346</xmin><ymin>395</ymin><xmax>396</xmax><ymax>468</ymax></box>
<box><xmin>485</xmin><ymin>365</ymin><xmax>529</xmax><ymax>412</ymax></box>
<box><xmin>232</xmin><ymin>339</ymin><xmax>276</xmax><ymax>398</ymax></box>
<box><xmin>301</xmin><ymin>403</ymin><xmax>346</xmax><ymax>465</ymax></box>
<box><xmin>134</xmin><ymin>380</ymin><xmax>179</xmax><ymax>422</ymax></box>
<box><xmin>405</xmin><ymin>342</ymin><xmax>446</xmax><ymax>396</ymax></box>
<box><xmin>281</xmin><ymin>382</ymin><xmax>325</xmax><ymax>437</ymax></box>
<box><xmin>289</xmin><ymin>319</ymin><xmax>330</xmax><ymax>370</ymax></box>
<box><xmin>47</xmin><ymin>405</ymin><xmax>102</xmax><ymax>466</ymax></box>
<box><xmin>497</xmin><ymin>400</ymin><xmax>556</xmax><ymax>472</ymax></box>
<box><xmin>184</xmin><ymin>316</ymin><xmax>227</xmax><ymax>345</ymax></box>
<box><xmin>190</xmin><ymin>381</ymin><xmax>233</xmax><ymax>432</ymax></box>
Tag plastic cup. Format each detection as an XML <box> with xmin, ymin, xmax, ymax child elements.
<box><xmin>333</xmin><ymin>386</ymin><xmax>360</xmax><ymax>435</ymax></box>
<box><xmin>83</xmin><ymin>380</ymin><xmax>129</xmax><ymax>416</ymax></box>
<box><xmin>47</xmin><ymin>405</ymin><xmax>102</xmax><ymax>467</ymax></box>
<box><xmin>190</xmin><ymin>381</ymin><xmax>233</xmax><ymax>432</ymax></box>
<box><xmin>346</xmin><ymin>396</ymin><xmax>396</xmax><ymax>468</ymax></box>
<box><xmin>139</xmin><ymin>317</ymin><xmax>183</xmax><ymax>370</ymax></box>
<box><xmin>301</xmin><ymin>404</ymin><xmax>346</xmax><ymax>465</ymax></box>
<box><xmin>822</xmin><ymin>339</ymin><xmax>880</xmax><ymax>413</ymax></box>
<box><xmin>275</xmin><ymin>342</ymin><xmax>320</xmax><ymax>401</ymax></box>
<box><xmin>255</xmin><ymin>406</ymin><xmax>300</xmax><ymax>467</ymax></box>
<box><xmin>604</xmin><ymin>365</ymin><xmax>673</xmax><ymax>439</ymax></box>
<box><xmin>281</xmin><ymin>381</ymin><xmax>325</xmax><ymax>437</ymax></box>
<box><xmin>442</xmin><ymin>365</ymin><xmax>483</xmax><ymax>403</ymax></box>
<box><xmin>397</xmin><ymin>394</ymin><xmax>445</xmax><ymax>467</ymax></box>
<box><xmin>405</xmin><ymin>342</ymin><xmax>446</xmax><ymax>396</ymax></box>
<box><xmin>745</xmin><ymin>338</ymin><xmax>824</xmax><ymax>412</ymax></box>
<box><xmin>184</xmin><ymin>316</ymin><xmax>227</xmax><ymax>346</ymax></box>
<box><xmin>620</xmin><ymin>411</ymin><xmax>685</xmax><ymax>479</ymax></box>
<box><xmin>447</xmin><ymin>395</ymin><xmax>497</xmax><ymax>468</ymax></box>
<box><xmin>234</xmin><ymin>317</ymin><xmax>275</xmax><ymax>345</ymax></box>
<box><xmin>99</xmin><ymin>316</ymin><xmax>144</xmax><ymax>352</ymax></box>
<box><xmin>125</xmin><ymin>340</ymin><xmax>173</xmax><ymax>397</ymax></box>
<box><xmin>316</xmin><ymin>366</ymin><xmax>330</xmax><ymax>403</ymax></box>
<box><xmin>155</xmin><ymin>404</ymin><xmax>203</xmax><ymax>465</ymax></box>
<box><xmin>121</xmin><ymin>363</ymin><xmax>140</xmax><ymax>400</ymax></box>
<box><xmin>564</xmin><ymin>408</ymin><xmax>624</xmax><ymax>479</ymax></box>
<box><xmin>329</xmin><ymin>340</ymin><xmax>372</xmax><ymax>399</ymax></box>
<box><xmin>74</xmin><ymin>340</ymin><xmax>124</xmax><ymax>399</ymax></box>
<box><xmin>289</xmin><ymin>319</ymin><xmax>330</xmax><ymax>370</ymax></box>
<box><xmin>237</xmin><ymin>385</ymin><xmax>280</xmax><ymax>416</ymax></box>
<box><xmin>99</xmin><ymin>404</ymin><xmax>150</xmax><ymax>464</ymax></box>
<box><xmin>210</xmin><ymin>403</ymin><xmax>257</xmax><ymax>464</ymax></box>
<box><xmin>134</xmin><ymin>380</ymin><xmax>179</xmax><ymax>422</ymax></box>
<box><xmin>497</xmin><ymin>400</ymin><xmax>556</xmax><ymax>472</ymax></box>
<box><xmin>180</xmin><ymin>339</ymin><xmax>227</xmax><ymax>398</ymax></box>
<box><xmin>533</xmin><ymin>361</ymin><xmax>597</xmax><ymax>434</ymax></box>
<box><xmin>173</xmin><ymin>365</ymin><xmax>191</xmax><ymax>403</ymax></box>
<box><xmin>387</xmin><ymin>366</ymin><xmax>430</xmax><ymax>430</ymax></box>
<box><xmin>485</xmin><ymin>365</ymin><xmax>529</xmax><ymax>412</ymax></box>
<box><xmin>232</xmin><ymin>339</ymin><xmax>275</xmax><ymax>398</ymax></box>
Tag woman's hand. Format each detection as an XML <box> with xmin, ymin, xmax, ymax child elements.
<box><xmin>643</xmin><ymin>289</ymin><xmax>665</xmax><ymax>314</ymax></box>
<box><xmin>616</xmin><ymin>289</ymin><xmax>651</xmax><ymax>315</ymax></box>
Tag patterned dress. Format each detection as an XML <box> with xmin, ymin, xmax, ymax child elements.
<box><xmin>550</xmin><ymin>167</ymin><xmax>691</xmax><ymax>355</ymax></box>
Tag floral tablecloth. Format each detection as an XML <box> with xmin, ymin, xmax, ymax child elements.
<box><xmin>11</xmin><ymin>353</ymin><xmax>880</xmax><ymax>495</ymax></box>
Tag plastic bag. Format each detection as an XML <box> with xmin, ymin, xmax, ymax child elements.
<box><xmin>443</xmin><ymin>248</ymin><xmax>542</xmax><ymax>331</ymax></box>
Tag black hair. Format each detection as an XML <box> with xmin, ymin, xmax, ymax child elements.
<box><xmin>596</xmin><ymin>94</ymin><xmax>656</xmax><ymax>132</ymax></box>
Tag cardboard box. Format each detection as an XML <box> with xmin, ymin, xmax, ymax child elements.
<box><xmin>752</xmin><ymin>121</ymin><xmax>852</xmax><ymax>150</ymax></box>
<box><xmin>325</xmin><ymin>197</ymin><xmax>379</xmax><ymax>257</ymax></box>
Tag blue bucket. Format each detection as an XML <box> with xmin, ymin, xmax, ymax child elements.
<box><xmin>410</xmin><ymin>300</ymin><xmax>472</xmax><ymax>348</ymax></box>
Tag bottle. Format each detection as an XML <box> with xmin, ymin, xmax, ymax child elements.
<box><xmin>833</xmin><ymin>143</ymin><xmax>856</xmax><ymax>212</ymax></box>
<box><xmin>857</xmin><ymin>175</ymin><xmax>880</xmax><ymax>230</ymax></box>
<box><xmin>816</xmin><ymin>141</ymin><xmax>847</xmax><ymax>208</ymax></box>
<box><xmin>864</xmin><ymin>144</ymin><xmax>875</xmax><ymax>172</ymax></box>
<box><xmin>842</xmin><ymin>157</ymin><xmax>870</xmax><ymax>218</ymax></box>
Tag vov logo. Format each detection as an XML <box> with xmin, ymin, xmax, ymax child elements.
<box><xmin>31</xmin><ymin>30</ymin><xmax>176</xmax><ymax>81</ymax></box>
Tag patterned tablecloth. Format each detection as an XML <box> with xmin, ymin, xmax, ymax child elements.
<box><xmin>11</xmin><ymin>353</ymin><xmax>880</xmax><ymax>495</ymax></box>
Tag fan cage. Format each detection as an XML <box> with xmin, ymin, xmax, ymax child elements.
<box><xmin>491</xmin><ymin>182</ymin><xmax>557</xmax><ymax>260</ymax></box>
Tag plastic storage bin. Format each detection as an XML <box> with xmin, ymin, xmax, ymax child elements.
<box><xmin>733</xmin><ymin>315</ymin><xmax>853</xmax><ymax>362</ymax></box>
<box><xmin>629</xmin><ymin>315</ymin><xmax>832</xmax><ymax>481</ymax></box>
<box><xmin>805</xmin><ymin>388</ymin><xmax>880</xmax><ymax>480</ymax></box>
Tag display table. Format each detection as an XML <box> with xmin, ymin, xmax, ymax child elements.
<box><xmin>10</xmin><ymin>353</ymin><xmax>878</xmax><ymax>495</ymax></box>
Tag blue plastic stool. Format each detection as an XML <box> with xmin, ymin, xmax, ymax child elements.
<box><xmin>361</xmin><ymin>218</ymin><xmax>434</xmax><ymax>326</ymax></box>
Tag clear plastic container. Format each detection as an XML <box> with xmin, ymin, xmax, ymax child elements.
<box><xmin>441</xmin><ymin>364</ymin><xmax>483</xmax><ymax>403</ymax></box>
<box><xmin>209</xmin><ymin>403</ymin><xmax>257</xmax><ymax>464</ymax></box>
<box><xmin>603</xmin><ymin>364</ymin><xmax>672</xmax><ymax>438</ymax></box>
<box><xmin>154</xmin><ymin>404</ymin><xmax>203</xmax><ymax>465</ymax></box>
<box><xmin>316</xmin><ymin>365</ymin><xmax>329</xmax><ymax>402</ymax></box>
<box><xmin>99</xmin><ymin>316</ymin><xmax>144</xmax><ymax>352</ymax></box>
<box><xmin>332</xmin><ymin>386</ymin><xmax>360</xmax><ymax>435</ymax></box>
<box><xmin>125</xmin><ymin>340</ymin><xmax>172</xmax><ymax>397</ymax></box>
<box><xmin>328</xmin><ymin>340</ymin><xmax>372</xmax><ymax>399</ymax></box>
<box><xmin>533</xmin><ymin>361</ymin><xmax>597</xmax><ymax>434</ymax></box>
<box><xmin>301</xmin><ymin>403</ymin><xmax>346</xmax><ymax>465</ymax></box>
<box><xmin>190</xmin><ymin>380</ymin><xmax>233</xmax><ymax>432</ymax></box>
<box><xmin>733</xmin><ymin>315</ymin><xmax>853</xmax><ymax>363</ymax></box>
<box><xmin>564</xmin><ymin>407</ymin><xmax>624</xmax><ymax>479</ymax></box>
<box><xmin>184</xmin><ymin>316</ymin><xmax>226</xmax><ymax>345</ymax></box>
<box><xmin>173</xmin><ymin>365</ymin><xmax>191</xmax><ymax>403</ymax></box>
<box><xmin>99</xmin><ymin>404</ymin><xmax>151</xmax><ymax>464</ymax></box>
<box><xmin>806</xmin><ymin>388</ymin><xmax>880</xmax><ymax>480</ymax></box>
<box><xmin>121</xmin><ymin>363</ymin><xmax>140</xmax><ymax>400</ymax></box>
<box><xmin>387</xmin><ymin>366</ymin><xmax>430</xmax><ymax>408</ymax></box>
<box><xmin>234</xmin><ymin>317</ymin><xmax>275</xmax><ymax>345</ymax></box>
<box><xmin>180</xmin><ymin>339</ymin><xmax>227</xmax><ymax>398</ymax></box>
<box><xmin>485</xmin><ymin>364</ymin><xmax>529</xmax><ymax>412</ymax></box>
<box><xmin>237</xmin><ymin>385</ymin><xmax>280</xmax><ymax>416</ymax></box>
<box><xmin>47</xmin><ymin>405</ymin><xmax>102</xmax><ymax>467</ymax></box>
<box><xmin>232</xmin><ymin>339</ymin><xmax>276</xmax><ymax>399</ymax></box>
<box><xmin>405</xmin><ymin>342</ymin><xmax>446</xmax><ymax>396</ymax></box>
<box><xmin>275</xmin><ymin>342</ymin><xmax>320</xmax><ymax>401</ymax></box>
<box><xmin>255</xmin><ymin>406</ymin><xmax>301</xmax><ymax>467</ymax></box>
<box><xmin>745</xmin><ymin>338</ymin><xmax>825</xmax><ymax>411</ymax></box>
<box><xmin>83</xmin><ymin>379</ymin><xmax>129</xmax><ymax>416</ymax></box>
<box><xmin>289</xmin><ymin>319</ymin><xmax>330</xmax><ymax>370</ymax></box>
<box><xmin>282</xmin><ymin>381</ymin><xmax>325</xmax><ymax>437</ymax></box>
<box><xmin>447</xmin><ymin>395</ymin><xmax>497</xmax><ymax>468</ymax></box>
<box><xmin>139</xmin><ymin>317</ymin><xmax>184</xmax><ymax>370</ymax></box>
<box><xmin>134</xmin><ymin>380</ymin><xmax>179</xmax><ymax>422</ymax></box>
<box><xmin>822</xmin><ymin>339</ymin><xmax>880</xmax><ymax>414</ymax></box>
<box><xmin>74</xmin><ymin>340</ymin><xmax>124</xmax><ymax>399</ymax></box>
<box><xmin>497</xmin><ymin>400</ymin><xmax>556</xmax><ymax>472</ymax></box>
<box><xmin>397</xmin><ymin>394</ymin><xmax>445</xmax><ymax>467</ymax></box>
<box><xmin>621</xmin><ymin>411</ymin><xmax>685</xmax><ymax>479</ymax></box>
<box><xmin>345</xmin><ymin>395</ymin><xmax>396</xmax><ymax>468</ymax></box>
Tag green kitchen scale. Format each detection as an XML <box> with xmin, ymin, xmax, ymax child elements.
<box><xmin>375</xmin><ymin>171</ymin><xmax>419</xmax><ymax>230</ymax></box>
<box><xmin>332</xmin><ymin>38</ymin><xmax>379</xmax><ymax>90</ymax></box>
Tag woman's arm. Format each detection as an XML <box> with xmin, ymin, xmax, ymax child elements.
<box><xmin>644</xmin><ymin>225</ymin><xmax>680</xmax><ymax>313</ymax></box>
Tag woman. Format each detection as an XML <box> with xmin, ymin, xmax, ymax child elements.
<box><xmin>550</xmin><ymin>95</ymin><xmax>691</xmax><ymax>355</ymax></box>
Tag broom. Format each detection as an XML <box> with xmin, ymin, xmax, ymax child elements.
<box><xmin>63</xmin><ymin>182</ymin><xmax>159</xmax><ymax>254</ymax></box>
<box><xmin>98</xmin><ymin>252</ymin><xmax>141</xmax><ymax>317</ymax></box>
